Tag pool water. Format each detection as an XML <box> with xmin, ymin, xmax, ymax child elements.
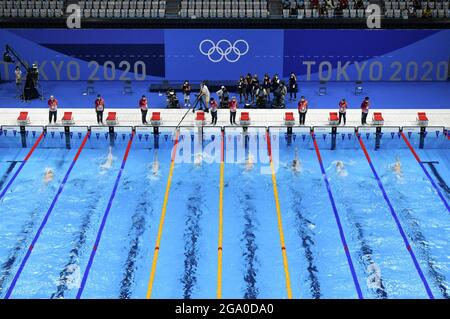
<box><xmin>0</xmin><ymin>125</ymin><xmax>448</xmax><ymax>299</ymax></box>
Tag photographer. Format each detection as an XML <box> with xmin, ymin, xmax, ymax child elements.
<box><xmin>262</xmin><ymin>74</ymin><xmax>271</xmax><ymax>102</ymax></box>
<box><xmin>192</xmin><ymin>82</ymin><xmax>210</xmax><ymax>112</ymax></box>
<box><xmin>216</xmin><ymin>86</ymin><xmax>229</xmax><ymax>108</ymax></box>
<box><xmin>166</xmin><ymin>88</ymin><xmax>180</xmax><ymax>109</ymax></box>
<box><xmin>254</xmin><ymin>84</ymin><xmax>268</xmax><ymax>108</ymax></box>
<box><xmin>288</xmin><ymin>73</ymin><xmax>298</xmax><ymax>101</ymax></box>
<box><xmin>244</xmin><ymin>73</ymin><xmax>252</xmax><ymax>103</ymax></box>
<box><xmin>237</xmin><ymin>76</ymin><xmax>245</xmax><ymax>103</ymax></box>
<box><xmin>182</xmin><ymin>80</ymin><xmax>191</xmax><ymax>108</ymax></box>
<box><xmin>15</xmin><ymin>66</ymin><xmax>22</xmax><ymax>97</ymax></box>
<box><xmin>251</xmin><ymin>74</ymin><xmax>259</xmax><ymax>103</ymax></box>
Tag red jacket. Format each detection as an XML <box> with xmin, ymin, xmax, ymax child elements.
<box><xmin>229</xmin><ymin>100</ymin><xmax>237</xmax><ymax>112</ymax></box>
<box><xmin>139</xmin><ymin>98</ymin><xmax>148</xmax><ymax>110</ymax></box>
<box><xmin>298</xmin><ymin>100</ymin><xmax>308</xmax><ymax>113</ymax></box>
<box><xmin>210</xmin><ymin>100</ymin><xmax>218</xmax><ymax>112</ymax></box>
<box><xmin>48</xmin><ymin>98</ymin><xmax>58</xmax><ymax>111</ymax></box>
<box><xmin>339</xmin><ymin>101</ymin><xmax>347</xmax><ymax>113</ymax></box>
<box><xmin>95</xmin><ymin>98</ymin><xmax>105</xmax><ymax>111</ymax></box>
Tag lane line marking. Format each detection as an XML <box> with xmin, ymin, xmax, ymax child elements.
<box><xmin>357</xmin><ymin>134</ymin><xmax>434</xmax><ymax>299</ymax></box>
<box><xmin>76</xmin><ymin>132</ymin><xmax>135</xmax><ymax>298</ymax></box>
<box><xmin>400</xmin><ymin>132</ymin><xmax>450</xmax><ymax>213</ymax></box>
<box><xmin>146</xmin><ymin>130</ymin><xmax>180</xmax><ymax>299</ymax></box>
<box><xmin>4</xmin><ymin>132</ymin><xmax>90</xmax><ymax>299</ymax></box>
<box><xmin>0</xmin><ymin>132</ymin><xmax>44</xmax><ymax>201</ymax></box>
<box><xmin>266</xmin><ymin>130</ymin><xmax>293</xmax><ymax>299</ymax></box>
<box><xmin>217</xmin><ymin>129</ymin><xmax>224</xmax><ymax>299</ymax></box>
<box><xmin>311</xmin><ymin>133</ymin><xmax>363</xmax><ymax>299</ymax></box>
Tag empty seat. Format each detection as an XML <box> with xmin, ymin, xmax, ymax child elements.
<box><xmin>150</xmin><ymin>112</ymin><xmax>161</xmax><ymax>125</ymax></box>
<box><xmin>416</xmin><ymin>112</ymin><xmax>429</xmax><ymax>126</ymax></box>
<box><xmin>240</xmin><ymin>112</ymin><xmax>251</xmax><ymax>126</ymax></box>
<box><xmin>62</xmin><ymin>112</ymin><xmax>75</xmax><ymax>125</ymax></box>
<box><xmin>284</xmin><ymin>112</ymin><xmax>295</xmax><ymax>126</ymax></box>
<box><xmin>329</xmin><ymin>112</ymin><xmax>339</xmax><ymax>125</ymax></box>
<box><xmin>106</xmin><ymin>112</ymin><xmax>119</xmax><ymax>125</ymax></box>
<box><xmin>17</xmin><ymin>112</ymin><xmax>30</xmax><ymax>125</ymax></box>
<box><xmin>372</xmin><ymin>112</ymin><xmax>384</xmax><ymax>125</ymax></box>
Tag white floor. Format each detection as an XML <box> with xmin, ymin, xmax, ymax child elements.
<box><xmin>1</xmin><ymin>108</ymin><xmax>449</xmax><ymax>129</ymax></box>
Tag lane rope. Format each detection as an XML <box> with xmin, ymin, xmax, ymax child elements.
<box><xmin>76</xmin><ymin>132</ymin><xmax>135</xmax><ymax>298</ymax></box>
<box><xmin>4</xmin><ymin>132</ymin><xmax>90</xmax><ymax>299</ymax></box>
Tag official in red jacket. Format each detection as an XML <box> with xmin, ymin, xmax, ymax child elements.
<box><xmin>47</xmin><ymin>95</ymin><xmax>58</xmax><ymax>124</ymax></box>
<box><xmin>95</xmin><ymin>94</ymin><xmax>105</xmax><ymax>124</ymax></box>
<box><xmin>139</xmin><ymin>95</ymin><xmax>148</xmax><ymax>124</ymax></box>
<box><xmin>360</xmin><ymin>96</ymin><xmax>370</xmax><ymax>125</ymax></box>
<box><xmin>298</xmin><ymin>96</ymin><xmax>308</xmax><ymax>125</ymax></box>
<box><xmin>338</xmin><ymin>98</ymin><xmax>348</xmax><ymax>125</ymax></box>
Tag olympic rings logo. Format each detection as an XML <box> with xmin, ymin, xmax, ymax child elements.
<box><xmin>199</xmin><ymin>39</ymin><xmax>249</xmax><ymax>63</ymax></box>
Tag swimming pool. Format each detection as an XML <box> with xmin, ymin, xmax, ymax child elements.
<box><xmin>0</xmin><ymin>124</ymin><xmax>448</xmax><ymax>299</ymax></box>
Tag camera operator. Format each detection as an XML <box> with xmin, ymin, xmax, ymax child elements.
<box><xmin>262</xmin><ymin>74</ymin><xmax>271</xmax><ymax>102</ymax></box>
<box><xmin>237</xmin><ymin>76</ymin><xmax>245</xmax><ymax>103</ymax></box>
<box><xmin>192</xmin><ymin>81</ymin><xmax>210</xmax><ymax>113</ymax></box>
<box><xmin>182</xmin><ymin>80</ymin><xmax>191</xmax><ymax>108</ymax></box>
<box><xmin>166</xmin><ymin>88</ymin><xmax>180</xmax><ymax>109</ymax></box>
<box><xmin>244</xmin><ymin>73</ymin><xmax>252</xmax><ymax>103</ymax></box>
<box><xmin>272</xmin><ymin>80</ymin><xmax>286</xmax><ymax>109</ymax></box>
<box><xmin>216</xmin><ymin>85</ymin><xmax>230</xmax><ymax>108</ymax></box>
<box><xmin>251</xmin><ymin>74</ymin><xmax>259</xmax><ymax>103</ymax></box>
<box><xmin>254</xmin><ymin>84</ymin><xmax>268</xmax><ymax>108</ymax></box>
<box><xmin>288</xmin><ymin>73</ymin><xmax>298</xmax><ymax>101</ymax></box>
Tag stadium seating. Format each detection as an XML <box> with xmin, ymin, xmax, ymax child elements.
<box><xmin>179</xmin><ymin>0</ymin><xmax>270</xmax><ymax>18</ymax></box>
<box><xmin>0</xmin><ymin>0</ymin><xmax>65</xmax><ymax>18</ymax></box>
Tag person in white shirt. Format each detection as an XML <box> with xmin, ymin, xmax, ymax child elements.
<box><xmin>192</xmin><ymin>81</ymin><xmax>210</xmax><ymax>112</ymax></box>
<box><xmin>15</xmin><ymin>66</ymin><xmax>22</xmax><ymax>95</ymax></box>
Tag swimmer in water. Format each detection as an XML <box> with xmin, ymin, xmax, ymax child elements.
<box><xmin>100</xmin><ymin>146</ymin><xmax>114</xmax><ymax>170</ymax></box>
<box><xmin>43</xmin><ymin>168</ymin><xmax>54</xmax><ymax>184</ymax></box>
<box><xmin>335</xmin><ymin>160</ymin><xmax>348</xmax><ymax>177</ymax></box>
<box><xmin>245</xmin><ymin>152</ymin><xmax>254</xmax><ymax>171</ymax></box>
<box><xmin>392</xmin><ymin>156</ymin><xmax>402</xmax><ymax>176</ymax></box>
<box><xmin>152</xmin><ymin>150</ymin><xmax>159</xmax><ymax>176</ymax></box>
<box><xmin>291</xmin><ymin>147</ymin><xmax>301</xmax><ymax>173</ymax></box>
<box><xmin>194</xmin><ymin>153</ymin><xmax>203</xmax><ymax>167</ymax></box>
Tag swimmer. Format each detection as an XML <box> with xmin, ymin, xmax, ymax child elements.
<box><xmin>43</xmin><ymin>167</ymin><xmax>54</xmax><ymax>184</ymax></box>
<box><xmin>152</xmin><ymin>150</ymin><xmax>159</xmax><ymax>176</ymax></box>
<box><xmin>100</xmin><ymin>146</ymin><xmax>114</xmax><ymax>170</ymax></box>
<box><xmin>335</xmin><ymin>160</ymin><xmax>348</xmax><ymax>177</ymax></box>
<box><xmin>392</xmin><ymin>156</ymin><xmax>402</xmax><ymax>176</ymax></box>
<box><xmin>245</xmin><ymin>152</ymin><xmax>254</xmax><ymax>171</ymax></box>
<box><xmin>291</xmin><ymin>147</ymin><xmax>301</xmax><ymax>173</ymax></box>
<box><xmin>194</xmin><ymin>153</ymin><xmax>203</xmax><ymax>167</ymax></box>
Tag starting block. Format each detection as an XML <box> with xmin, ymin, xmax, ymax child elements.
<box><xmin>372</xmin><ymin>112</ymin><xmax>384</xmax><ymax>126</ymax></box>
<box><xmin>195</xmin><ymin>111</ymin><xmax>206</xmax><ymax>126</ymax></box>
<box><xmin>106</xmin><ymin>112</ymin><xmax>119</xmax><ymax>125</ymax></box>
<box><xmin>17</xmin><ymin>112</ymin><xmax>30</xmax><ymax>125</ymax></box>
<box><xmin>284</xmin><ymin>112</ymin><xmax>295</xmax><ymax>126</ymax></box>
<box><xmin>329</xmin><ymin>112</ymin><xmax>339</xmax><ymax>125</ymax></box>
<box><xmin>61</xmin><ymin>112</ymin><xmax>74</xmax><ymax>125</ymax></box>
<box><xmin>150</xmin><ymin>112</ymin><xmax>161</xmax><ymax>126</ymax></box>
<box><xmin>240</xmin><ymin>112</ymin><xmax>251</xmax><ymax>126</ymax></box>
<box><xmin>416</xmin><ymin>112</ymin><xmax>429</xmax><ymax>126</ymax></box>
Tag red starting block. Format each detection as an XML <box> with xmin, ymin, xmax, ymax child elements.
<box><xmin>61</xmin><ymin>112</ymin><xmax>74</xmax><ymax>125</ymax></box>
<box><xmin>416</xmin><ymin>112</ymin><xmax>429</xmax><ymax>126</ymax></box>
<box><xmin>329</xmin><ymin>112</ymin><xmax>339</xmax><ymax>125</ymax></box>
<box><xmin>150</xmin><ymin>112</ymin><xmax>161</xmax><ymax>126</ymax></box>
<box><xmin>284</xmin><ymin>112</ymin><xmax>295</xmax><ymax>126</ymax></box>
<box><xmin>17</xmin><ymin>112</ymin><xmax>30</xmax><ymax>125</ymax></box>
<box><xmin>106</xmin><ymin>112</ymin><xmax>118</xmax><ymax>125</ymax></box>
<box><xmin>240</xmin><ymin>112</ymin><xmax>251</xmax><ymax>126</ymax></box>
<box><xmin>372</xmin><ymin>112</ymin><xmax>384</xmax><ymax>126</ymax></box>
<box><xmin>195</xmin><ymin>111</ymin><xmax>206</xmax><ymax>126</ymax></box>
